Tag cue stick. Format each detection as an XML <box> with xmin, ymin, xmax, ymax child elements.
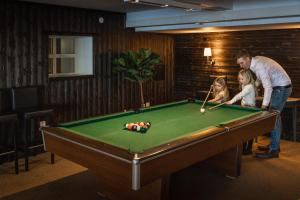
<box><xmin>208</xmin><ymin>102</ymin><xmax>227</xmax><ymax>110</ymax></box>
<box><xmin>200</xmin><ymin>85</ymin><xmax>213</xmax><ymax>110</ymax></box>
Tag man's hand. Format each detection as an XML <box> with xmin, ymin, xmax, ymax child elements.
<box><xmin>261</xmin><ymin>105</ymin><xmax>268</xmax><ymax>110</ymax></box>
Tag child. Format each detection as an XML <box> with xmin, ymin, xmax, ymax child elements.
<box><xmin>208</xmin><ymin>77</ymin><xmax>229</xmax><ymax>103</ymax></box>
<box><xmin>226</xmin><ymin>69</ymin><xmax>257</xmax><ymax>154</ymax></box>
<box><xmin>226</xmin><ymin>69</ymin><xmax>256</xmax><ymax>107</ymax></box>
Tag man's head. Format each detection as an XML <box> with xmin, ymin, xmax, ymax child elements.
<box><xmin>236</xmin><ymin>50</ymin><xmax>251</xmax><ymax>70</ymax></box>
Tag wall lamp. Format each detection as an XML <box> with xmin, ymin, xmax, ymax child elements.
<box><xmin>203</xmin><ymin>47</ymin><xmax>215</xmax><ymax>66</ymax></box>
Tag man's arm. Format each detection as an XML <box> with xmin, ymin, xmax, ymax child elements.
<box><xmin>260</xmin><ymin>75</ymin><xmax>273</xmax><ymax>108</ymax></box>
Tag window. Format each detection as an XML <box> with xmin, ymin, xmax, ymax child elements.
<box><xmin>48</xmin><ymin>36</ymin><xmax>93</xmax><ymax>77</ymax></box>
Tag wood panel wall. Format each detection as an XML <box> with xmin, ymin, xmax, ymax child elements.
<box><xmin>174</xmin><ymin>30</ymin><xmax>300</xmax><ymax>99</ymax></box>
<box><xmin>0</xmin><ymin>1</ymin><xmax>174</xmax><ymax>123</ymax></box>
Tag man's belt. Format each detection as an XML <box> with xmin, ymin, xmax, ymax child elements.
<box><xmin>273</xmin><ymin>84</ymin><xmax>292</xmax><ymax>90</ymax></box>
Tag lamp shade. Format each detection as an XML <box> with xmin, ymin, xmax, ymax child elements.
<box><xmin>204</xmin><ymin>47</ymin><xmax>212</xmax><ymax>57</ymax></box>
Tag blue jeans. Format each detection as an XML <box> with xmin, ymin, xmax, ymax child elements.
<box><xmin>269</xmin><ymin>86</ymin><xmax>292</xmax><ymax>151</ymax></box>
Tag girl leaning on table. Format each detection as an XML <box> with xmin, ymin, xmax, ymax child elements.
<box><xmin>226</xmin><ymin>69</ymin><xmax>257</xmax><ymax>154</ymax></box>
<box><xmin>208</xmin><ymin>77</ymin><xmax>230</xmax><ymax>103</ymax></box>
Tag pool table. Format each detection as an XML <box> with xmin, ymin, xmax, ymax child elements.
<box><xmin>42</xmin><ymin>99</ymin><xmax>277</xmax><ymax>200</ymax></box>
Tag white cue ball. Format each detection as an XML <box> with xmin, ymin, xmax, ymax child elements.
<box><xmin>200</xmin><ymin>108</ymin><xmax>205</xmax><ymax>113</ymax></box>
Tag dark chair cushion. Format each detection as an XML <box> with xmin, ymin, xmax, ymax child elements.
<box><xmin>12</xmin><ymin>87</ymin><xmax>40</xmax><ymax>110</ymax></box>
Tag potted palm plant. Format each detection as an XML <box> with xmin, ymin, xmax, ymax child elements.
<box><xmin>112</xmin><ymin>48</ymin><xmax>161</xmax><ymax>107</ymax></box>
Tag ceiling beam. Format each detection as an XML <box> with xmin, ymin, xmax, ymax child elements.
<box><xmin>135</xmin><ymin>17</ymin><xmax>300</xmax><ymax>33</ymax></box>
<box><xmin>125</xmin><ymin>0</ymin><xmax>233</xmax><ymax>11</ymax></box>
<box><xmin>126</xmin><ymin>4</ymin><xmax>300</xmax><ymax>30</ymax></box>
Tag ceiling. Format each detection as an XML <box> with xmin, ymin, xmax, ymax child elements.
<box><xmin>18</xmin><ymin>0</ymin><xmax>300</xmax><ymax>33</ymax></box>
<box><xmin>18</xmin><ymin>0</ymin><xmax>235</xmax><ymax>12</ymax></box>
<box><xmin>19</xmin><ymin>0</ymin><xmax>158</xmax><ymax>13</ymax></box>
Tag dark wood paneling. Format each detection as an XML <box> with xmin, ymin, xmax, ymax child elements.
<box><xmin>175</xmin><ymin>30</ymin><xmax>300</xmax><ymax>99</ymax></box>
<box><xmin>0</xmin><ymin>0</ymin><xmax>175</xmax><ymax>122</ymax></box>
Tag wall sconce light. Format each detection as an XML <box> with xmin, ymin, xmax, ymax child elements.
<box><xmin>204</xmin><ymin>47</ymin><xmax>215</xmax><ymax>66</ymax></box>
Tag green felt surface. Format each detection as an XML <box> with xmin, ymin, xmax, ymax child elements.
<box><xmin>59</xmin><ymin>100</ymin><xmax>262</xmax><ymax>153</ymax></box>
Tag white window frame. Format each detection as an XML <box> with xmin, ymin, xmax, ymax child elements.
<box><xmin>48</xmin><ymin>35</ymin><xmax>94</xmax><ymax>78</ymax></box>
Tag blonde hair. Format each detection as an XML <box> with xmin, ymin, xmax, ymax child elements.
<box><xmin>213</xmin><ymin>77</ymin><xmax>229</xmax><ymax>102</ymax></box>
<box><xmin>238</xmin><ymin>69</ymin><xmax>257</xmax><ymax>95</ymax></box>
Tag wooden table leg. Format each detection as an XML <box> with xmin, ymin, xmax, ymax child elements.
<box><xmin>293</xmin><ymin>105</ymin><xmax>297</xmax><ymax>141</ymax></box>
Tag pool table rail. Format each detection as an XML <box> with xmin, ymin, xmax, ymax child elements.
<box><xmin>42</xmin><ymin>110</ymin><xmax>277</xmax><ymax>162</ymax></box>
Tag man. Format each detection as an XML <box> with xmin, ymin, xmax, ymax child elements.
<box><xmin>236</xmin><ymin>49</ymin><xmax>292</xmax><ymax>159</ymax></box>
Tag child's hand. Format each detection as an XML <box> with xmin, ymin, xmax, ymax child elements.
<box><xmin>225</xmin><ymin>101</ymin><xmax>232</xmax><ymax>105</ymax></box>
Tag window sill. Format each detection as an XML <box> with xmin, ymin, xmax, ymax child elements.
<box><xmin>49</xmin><ymin>73</ymin><xmax>94</xmax><ymax>80</ymax></box>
